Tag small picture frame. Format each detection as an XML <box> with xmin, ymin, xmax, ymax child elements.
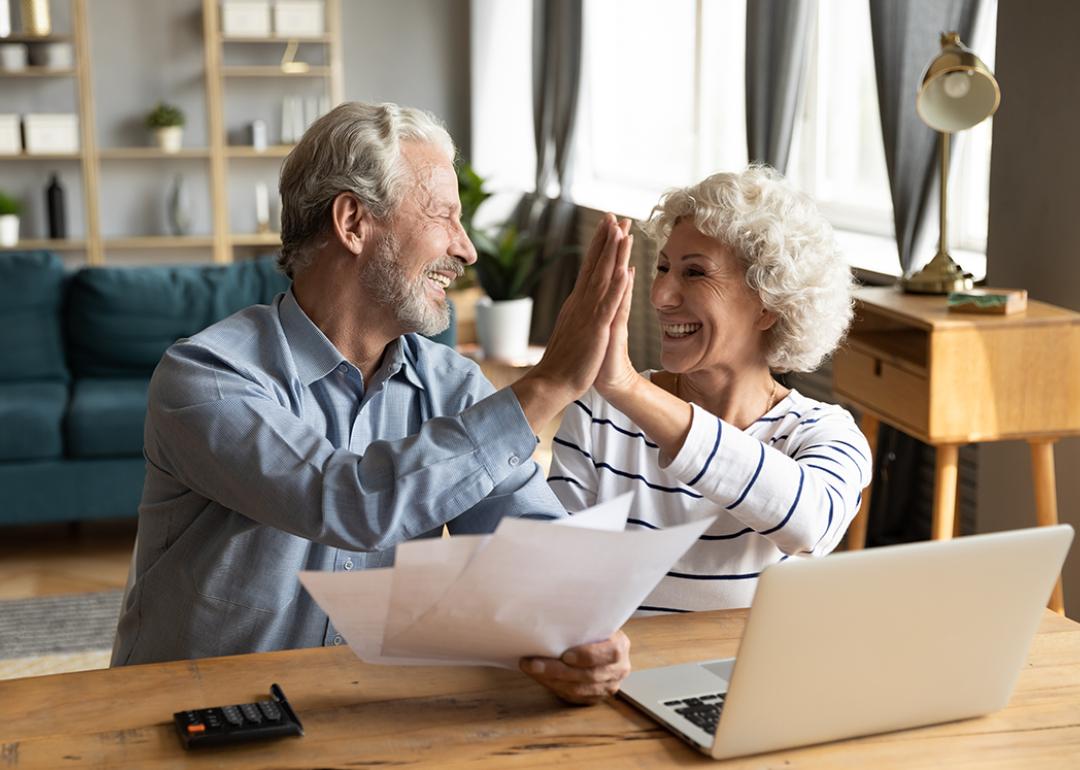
<box><xmin>273</xmin><ymin>0</ymin><xmax>324</xmax><ymax>38</ymax></box>
<box><xmin>222</xmin><ymin>0</ymin><xmax>271</xmax><ymax>38</ymax></box>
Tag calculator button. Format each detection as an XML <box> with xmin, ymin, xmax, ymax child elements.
<box><xmin>240</xmin><ymin>703</ymin><xmax>263</xmax><ymax>723</ymax></box>
<box><xmin>257</xmin><ymin>700</ymin><xmax>282</xmax><ymax>721</ymax></box>
<box><xmin>222</xmin><ymin>706</ymin><xmax>244</xmax><ymax>726</ymax></box>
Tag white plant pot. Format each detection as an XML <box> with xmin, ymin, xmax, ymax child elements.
<box><xmin>475</xmin><ymin>296</ymin><xmax>533</xmax><ymax>361</ymax></box>
<box><xmin>0</xmin><ymin>214</ymin><xmax>19</xmax><ymax>247</ymax></box>
<box><xmin>155</xmin><ymin>126</ymin><xmax>184</xmax><ymax>153</ymax></box>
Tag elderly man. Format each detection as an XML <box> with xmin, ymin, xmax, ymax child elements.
<box><xmin>111</xmin><ymin>102</ymin><xmax>633</xmax><ymax>704</ymax></box>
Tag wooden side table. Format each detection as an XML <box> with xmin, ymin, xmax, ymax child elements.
<box><xmin>832</xmin><ymin>286</ymin><xmax>1080</xmax><ymax>613</ymax></box>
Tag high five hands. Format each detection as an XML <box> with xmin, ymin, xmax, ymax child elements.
<box><xmin>511</xmin><ymin>213</ymin><xmax>636</xmax><ymax>433</ymax></box>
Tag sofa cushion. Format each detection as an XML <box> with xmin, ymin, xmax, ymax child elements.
<box><xmin>66</xmin><ymin>378</ymin><xmax>150</xmax><ymax>459</ymax></box>
<box><xmin>0</xmin><ymin>382</ymin><xmax>67</xmax><ymax>461</ymax></box>
<box><xmin>0</xmin><ymin>251</ymin><xmax>69</xmax><ymax>382</ymax></box>
<box><xmin>66</xmin><ymin>255</ymin><xmax>290</xmax><ymax>378</ymax></box>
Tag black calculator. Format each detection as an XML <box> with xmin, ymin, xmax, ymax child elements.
<box><xmin>173</xmin><ymin>683</ymin><xmax>304</xmax><ymax>749</ymax></box>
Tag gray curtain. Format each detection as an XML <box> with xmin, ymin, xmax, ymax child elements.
<box><xmin>745</xmin><ymin>0</ymin><xmax>816</xmax><ymax>173</ymax></box>
<box><xmin>865</xmin><ymin>0</ymin><xmax>985</xmax><ymax>548</ymax></box>
<box><xmin>869</xmin><ymin>0</ymin><xmax>982</xmax><ymax>274</ymax></box>
<box><xmin>520</xmin><ymin>0</ymin><xmax>583</xmax><ymax>343</ymax></box>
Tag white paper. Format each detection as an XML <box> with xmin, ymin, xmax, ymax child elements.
<box><xmin>299</xmin><ymin>493</ymin><xmax>714</xmax><ymax>669</ymax></box>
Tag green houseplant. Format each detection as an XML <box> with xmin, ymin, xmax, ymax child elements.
<box><xmin>457</xmin><ymin>162</ymin><xmax>569</xmax><ymax>359</ymax></box>
<box><xmin>0</xmin><ymin>190</ymin><xmax>21</xmax><ymax>247</ymax></box>
<box><xmin>146</xmin><ymin>102</ymin><xmax>185</xmax><ymax>153</ymax></box>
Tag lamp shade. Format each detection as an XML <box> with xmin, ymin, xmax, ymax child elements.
<box><xmin>916</xmin><ymin>32</ymin><xmax>1000</xmax><ymax>133</ymax></box>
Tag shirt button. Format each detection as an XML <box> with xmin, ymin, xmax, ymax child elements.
<box><xmin>338</xmin><ymin>364</ymin><xmax>347</xmax><ymax>374</ymax></box>
<box><xmin>343</xmin><ymin>559</ymin><xmax>354</xmax><ymax>571</ymax></box>
<box><xmin>332</xmin><ymin>635</ymin><xmax>343</xmax><ymax>646</ymax></box>
<box><xmin>508</xmin><ymin>454</ymin><xmax>520</xmax><ymax>467</ymax></box>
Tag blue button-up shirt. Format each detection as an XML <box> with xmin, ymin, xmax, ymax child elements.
<box><xmin>112</xmin><ymin>289</ymin><xmax>564</xmax><ymax>666</ymax></box>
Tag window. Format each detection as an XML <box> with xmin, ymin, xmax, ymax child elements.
<box><xmin>568</xmin><ymin>0</ymin><xmax>997</xmax><ymax>278</ymax></box>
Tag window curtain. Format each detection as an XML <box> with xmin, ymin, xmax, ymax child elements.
<box><xmin>518</xmin><ymin>0</ymin><xmax>584</xmax><ymax>343</ymax></box>
<box><xmin>744</xmin><ymin>0</ymin><xmax>816</xmax><ymax>174</ymax></box>
<box><xmin>865</xmin><ymin>0</ymin><xmax>984</xmax><ymax>546</ymax></box>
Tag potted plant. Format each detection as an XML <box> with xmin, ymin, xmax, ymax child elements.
<box><xmin>457</xmin><ymin>163</ymin><xmax>566</xmax><ymax>360</ymax></box>
<box><xmin>0</xmin><ymin>190</ymin><xmax>19</xmax><ymax>247</ymax></box>
<box><xmin>146</xmin><ymin>102</ymin><xmax>185</xmax><ymax>153</ymax></box>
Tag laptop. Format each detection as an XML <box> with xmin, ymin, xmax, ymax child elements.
<box><xmin>619</xmin><ymin>524</ymin><xmax>1074</xmax><ymax>760</ymax></box>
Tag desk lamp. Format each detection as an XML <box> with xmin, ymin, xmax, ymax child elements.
<box><xmin>903</xmin><ymin>31</ymin><xmax>1000</xmax><ymax>294</ymax></box>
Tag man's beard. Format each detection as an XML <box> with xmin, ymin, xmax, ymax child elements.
<box><xmin>361</xmin><ymin>232</ymin><xmax>460</xmax><ymax>337</ymax></box>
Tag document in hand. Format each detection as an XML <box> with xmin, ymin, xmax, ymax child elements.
<box><xmin>299</xmin><ymin>493</ymin><xmax>715</xmax><ymax>669</ymax></box>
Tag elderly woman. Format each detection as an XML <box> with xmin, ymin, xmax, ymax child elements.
<box><xmin>548</xmin><ymin>166</ymin><xmax>872</xmax><ymax>613</ymax></box>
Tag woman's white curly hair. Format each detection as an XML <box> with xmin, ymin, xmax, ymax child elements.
<box><xmin>644</xmin><ymin>165</ymin><xmax>854</xmax><ymax>373</ymax></box>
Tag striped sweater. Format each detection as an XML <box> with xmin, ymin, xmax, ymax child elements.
<box><xmin>547</xmin><ymin>377</ymin><xmax>873</xmax><ymax>613</ymax></box>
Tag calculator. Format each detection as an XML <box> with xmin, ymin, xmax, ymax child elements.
<box><xmin>173</xmin><ymin>683</ymin><xmax>304</xmax><ymax>749</ymax></box>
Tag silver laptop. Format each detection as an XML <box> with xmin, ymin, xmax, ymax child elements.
<box><xmin>619</xmin><ymin>524</ymin><xmax>1074</xmax><ymax>760</ymax></box>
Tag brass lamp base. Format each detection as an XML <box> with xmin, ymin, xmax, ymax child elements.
<box><xmin>902</xmin><ymin>251</ymin><xmax>973</xmax><ymax>294</ymax></box>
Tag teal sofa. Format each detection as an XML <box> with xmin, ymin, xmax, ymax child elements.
<box><xmin>0</xmin><ymin>251</ymin><xmax>457</xmax><ymax>527</ymax></box>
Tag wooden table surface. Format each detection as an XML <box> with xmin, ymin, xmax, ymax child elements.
<box><xmin>2</xmin><ymin>609</ymin><xmax>1079</xmax><ymax>769</ymax></box>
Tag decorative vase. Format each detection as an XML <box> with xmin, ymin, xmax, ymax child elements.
<box><xmin>155</xmin><ymin>126</ymin><xmax>183</xmax><ymax>153</ymax></box>
<box><xmin>166</xmin><ymin>174</ymin><xmax>192</xmax><ymax>236</ymax></box>
<box><xmin>0</xmin><ymin>42</ymin><xmax>27</xmax><ymax>70</ymax></box>
<box><xmin>45</xmin><ymin>172</ymin><xmax>65</xmax><ymax>238</ymax></box>
<box><xmin>0</xmin><ymin>213</ymin><xmax>19</xmax><ymax>247</ymax></box>
<box><xmin>19</xmin><ymin>0</ymin><xmax>50</xmax><ymax>36</ymax></box>
<box><xmin>475</xmin><ymin>296</ymin><xmax>534</xmax><ymax>361</ymax></box>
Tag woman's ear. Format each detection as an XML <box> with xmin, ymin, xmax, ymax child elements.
<box><xmin>331</xmin><ymin>192</ymin><xmax>373</xmax><ymax>255</ymax></box>
<box><xmin>757</xmin><ymin>306</ymin><xmax>778</xmax><ymax>332</ymax></box>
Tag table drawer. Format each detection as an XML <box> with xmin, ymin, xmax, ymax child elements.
<box><xmin>833</xmin><ymin>347</ymin><xmax>929</xmax><ymax>435</ymax></box>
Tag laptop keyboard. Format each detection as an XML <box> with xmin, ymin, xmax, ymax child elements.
<box><xmin>663</xmin><ymin>692</ymin><xmax>727</xmax><ymax>735</ymax></box>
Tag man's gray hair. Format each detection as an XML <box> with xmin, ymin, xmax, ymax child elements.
<box><xmin>278</xmin><ymin>101</ymin><xmax>456</xmax><ymax>278</ymax></box>
<box><xmin>645</xmin><ymin>165</ymin><xmax>854</xmax><ymax>373</ymax></box>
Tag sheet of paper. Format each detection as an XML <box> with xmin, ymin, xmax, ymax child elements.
<box><xmin>299</xmin><ymin>568</ymin><xmax>486</xmax><ymax>666</ymax></box>
<box><xmin>301</xmin><ymin>493</ymin><xmax>714</xmax><ymax>669</ymax></box>
<box><xmin>381</xmin><ymin>512</ymin><xmax>715</xmax><ymax>668</ymax></box>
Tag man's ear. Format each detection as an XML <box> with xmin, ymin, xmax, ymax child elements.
<box><xmin>331</xmin><ymin>192</ymin><xmax>375</xmax><ymax>255</ymax></box>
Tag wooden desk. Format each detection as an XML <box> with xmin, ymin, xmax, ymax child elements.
<box><xmin>2</xmin><ymin>609</ymin><xmax>1079</xmax><ymax>768</ymax></box>
<box><xmin>833</xmin><ymin>287</ymin><xmax>1080</xmax><ymax>612</ymax></box>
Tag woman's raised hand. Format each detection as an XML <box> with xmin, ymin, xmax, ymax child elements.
<box><xmin>595</xmin><ymin>220</ymin><xmax>640</xmax><ymax>400</ymax></box>
<box><xmin>510</xmin><ymin>213</ymin><xmax>634</xmax><ymax>433</ymax></box>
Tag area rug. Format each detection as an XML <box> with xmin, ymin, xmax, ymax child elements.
<box><xmin>0</xmin><ymin>590</ymin><xmax>122</xmax><ymax>680</ymax></box>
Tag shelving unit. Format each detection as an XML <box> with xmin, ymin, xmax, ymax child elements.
<box><xmin>0</xmin><ymin>0</ymin><xmax>342</xmax><ymax>266</ymax></box>
<box><xmin>203</xmin><ymin>0</ymin><xmax>343</xmax><ymax>263</ymax></box>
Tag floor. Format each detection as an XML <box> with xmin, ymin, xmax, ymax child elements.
<box><xmin>0</xmin><ymin>519</ymin><xmax>135</xmax><ymax>601</ymax></box>
<box><xmin>0</xmin><ymin>520</ymin><xmax>136</xmax><ymax>680</ymax></box>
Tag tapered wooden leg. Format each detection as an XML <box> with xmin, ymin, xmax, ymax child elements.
<box><xmin>1030</xmin><ymin>439</ymin><xmax>1065</xmax><ymax>615</ymax></box>
<box><xmin>845</xmin><ymin>412</ymin><xmax>879</xmax><ymax>551</ymax></box>
<box><xmin>931</xmin><ymin>444</ymin><xmax>960</xmax><ymax>541</ymax></box>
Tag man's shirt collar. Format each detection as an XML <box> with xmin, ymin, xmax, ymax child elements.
<box><xmin>279</xmin><ymin>288</ymin><xmax>425</xmax><ymax>390</ymax></box>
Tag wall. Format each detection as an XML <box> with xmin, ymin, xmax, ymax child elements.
<box><xmin>980</xmin><ymin>0</ymin><xmax>1080</xmax><ymax>618</ymax></box>
<box><xmin>342</xmin><ymin>0</ymin><xmax>470</xmax><ymax>152</ymax></box>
